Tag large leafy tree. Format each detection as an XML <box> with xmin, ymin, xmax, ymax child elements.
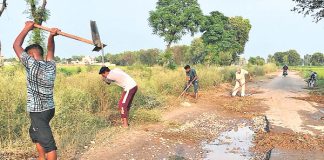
<box><xmin>273</xmin><ymin>50</ymin><xmax>301</xmax><ymax>66</ymax></box>
<box><xmin>286</xmin><ymin>50</ymin><xmax>301</xmax><ymax>66</ymax></box>
<box><xmin>292</xmin><ymin>0</ymin><xmax>324</xmax><ymax>22</ymax></box>
<box><xmin>249</xmin><ymin>56</ymin><xmax>265</xmax><ymax>66</ymax></box>
<box><xmin>200</xmin><ymin>11</ymin><xmax>251</xmax><ymax>65</ymax></box>
<box><xmin>148</xmin><ymin>0</ymin><xmax>204</xmax><ymax>49</ymax></box>
<box><xmin>228</xmin><ymin>16</ymin><xmax>252</xmax><ymax>61</ymax></box>
<box><xmin>310</xmin><ymin>52</ymin><xmax>324</xmax><ymax>66</ymax></box>
<box><xmin>25</xmin><ymin>0</ymin><xmax>50</xmax><ymax>46</ymax></box>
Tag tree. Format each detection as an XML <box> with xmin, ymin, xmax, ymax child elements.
<box><xmin>54</xmin><ymin>56</ymin><xmax>61</xmax><ymax>62</ymax></box>
<box><xmin>286</xmin><ymin>50</ymin><xmax>301</xmax><ymax>66</ymax></box>
<box><xmin>25</xmin><ymin>0</ymin><xmax>50</xmax><ymax>46</ymax></box>
<box><xmin>273</xmin><ymin>50</ymin><xmax>301</xmax><ymax>66</ymax></box>
<box><xmin>170</xmin><ymin>45</ymin><xmax>189</xmax><ymax>65</ymax></box>
<box><xmin>292</xmin><ymin>0</ymin><xmax>324</xmax><ymax>22</ymax></box>
<box><xmin>187</xmin><ymin>38</ymin><xmax>207</xmax><ymax>64</ymax></box>
<box><xmin>228</xmin><ymin>16</ymin><xmax>252</xmax><ymax>61</ymax></box>
<box><xmin>139</xmin><ymin>49</ymin><xmax>160</xmax><ymax>66</ymax></box>
<box><xmin>303</xmin><ymin>54</ymin><xmax>312</xmax><ymax>66</ymax></box>
<box><xmin>71</xmin><ymin>55</ymin><xmax>84</xmax><ymax>61</ymax></box>
<box><xmin>249</xmin><ymin>56</ymin><xmax>265</xmax><ymax>66</ymax></box>
<box><xmin>310</xmin><ymin>52</ymin><xmax>324</xmax><ymax>66</ymax></box>
<box><xmin>273</xmin><ymin>52</ymin><xmax>285</xmax><ymax>65</ymax></box>
<box><xmin>267</xmin><ymin>54</ymin><xmax>276</xmax><ymax>64</ymax></box>
<box><xmin>158</xmin><ymin>50</ymin><xmax>177</xmax><ymax>69</ymax></box>
<box><xmin>248</xmin><ymin>57</ymin><xmax>257</xmax><ymax>65</ymax></box>
<box><xmin>200</xmin><ymin>11</ymin><xmax>251</xmax><ymax>65</ymax></box>
<box><xmin>148</xmin><ymin>0</ymin><xmax>204</xmax><ymax>49</ymax></box>
<box><xmin>218</xmin><ymin>52</ymin><xmax>232</xmax><ymax>66</ymax></box>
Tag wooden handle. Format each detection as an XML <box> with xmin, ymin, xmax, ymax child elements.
<box><xmin>34</xmin><ymin>24</ymin><xmax>94</xmax><ymax>45</ymax></box>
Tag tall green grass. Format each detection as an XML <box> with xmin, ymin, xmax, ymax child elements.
<box><xmin>292</xmin><ymin>66</ymin><xmax>324</xmax><ymax>94</ymax></box>
<box><xmin>0</xmin><ymin>63</ymin><xmax>277</xmax><ymax>158</ymax></box>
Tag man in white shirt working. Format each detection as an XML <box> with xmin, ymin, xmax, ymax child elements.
<box><xmin>99</xmin><ymin>67</ymin><xmax>138</xmax><ymax>128</ymax></box>
<box><xmin>232</xmin><ymin>67</ymin><xmax>249</xmax><ymax>97</ymax></box>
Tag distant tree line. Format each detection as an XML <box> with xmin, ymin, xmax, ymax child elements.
<box><xmin>247</xmin><ymin>50</ymin><xmax>324</xmax><ymax>67</ymax></box>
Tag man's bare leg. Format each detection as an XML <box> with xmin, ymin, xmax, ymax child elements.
<box><xmin>122</xmin><ymin>118</ymin><xmax>128</xmax><ymax>128</ymax></box>
<box><xmin>47</xmin><ymin>150</ymin><xmax>57</xmax><ymax>160</ymax></box>
<box><xmin>36</xmin><ymin>143</ymin><xmax>46</xmax><ymax>160</ymax></box>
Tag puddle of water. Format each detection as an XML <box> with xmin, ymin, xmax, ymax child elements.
<box><xmin>203</xmin><ymin>126</ymin><xmax>254</xmax><ymax>160</ymax></box>
<box><xmin>319</xmin><ymin>108</ymin><xmax>324</xmax><ymax>114</ymax></box>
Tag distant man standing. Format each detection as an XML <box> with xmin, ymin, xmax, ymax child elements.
<box><xmin>13</xmin><ymin>21</ymin><xmax>59</xmax><ymax>160</ymax></box>
<box><xmin>99</xmin><ymin>67</ymin><xmax>138</xmax><ymax>128</ymax></box>
<box><xmin>184</xmin><ymin>65</ymin><xmax>199</xmax><ymax>99</ymax></box>
<box><xmin>232</xmin><ymin>67</ymin><xmax>249</xmax><ymax>97</ymax></box>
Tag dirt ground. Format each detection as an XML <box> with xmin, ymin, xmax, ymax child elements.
<box><xmin>79</xmin><ymin>71</ymin><xmax>324</xmax><ymax>160</ymax></box>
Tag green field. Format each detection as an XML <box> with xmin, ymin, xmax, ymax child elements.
<box><xmin>292</xmin><ymin>66</ymin><xmax>324</xmax><ymax>80</ymax></box>
<box><xmin>0</xmin><ymin>64</ymin><xmax>277</xmax><ymax>158</ymax></box>
<box><xmin>292</xmin><ymin>66</ymin><xmax>324</xmax><ymax>94</ymax></box>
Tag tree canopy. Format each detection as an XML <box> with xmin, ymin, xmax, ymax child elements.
<box><xmin>292</xmin><ymin>0</ymin><xmax>324</xmax><ymax>22</ymax></box>
<box><xmin>200</xmin><ymin>11</ymin><xmax>251</xmax><ymax>64</ymax></box>
<box><xmin>273</xmin><ymin>50</ymin><xmax>301</xmax><ymax>66</ymax></box>
<box><xmin>148</xmin><ymin>0</ymin><xmax>204</xmax><ymax>48</ymax></box>
<box><xmin>249</xmin><ymin>56</ymin><xmax>265</xmax><ymax>66</ymax></box>
<box><xmin>310</xmin><ymin>52</ymin><xmax>324</xmax><ymax>66</ymax></box>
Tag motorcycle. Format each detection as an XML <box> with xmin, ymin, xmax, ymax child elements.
<box><xmin>306</xmin><ymin>72</ymin><xmax>317</xmax><ymax>88</ymax></box>
<box><xmin>283</xmin><ymin>70</ymin><xmax>288</xmax><ymax>77</ymax></box>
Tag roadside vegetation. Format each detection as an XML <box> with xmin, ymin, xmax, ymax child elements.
<box><xmin>0</xmin><ymin>63</ymin><xmax>277</xmax><ymax>158</ymax></box>
<box><xmin>292</xmin><ymin>66</ymin><xmax>324</xmax><ymax>94</ymax></box>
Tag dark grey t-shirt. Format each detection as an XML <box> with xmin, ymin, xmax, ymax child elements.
<box><xmin>186</xmin><ymin>69</ymin><xmax>197</xmax><ymax>82</ymax></box>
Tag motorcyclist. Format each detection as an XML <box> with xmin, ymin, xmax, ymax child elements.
<box><xmin>309</xmin><ymin>71</ymin><xmax>317</xmax><ymax>81</ymax></box>
<box><xmin>282</xmin><ymin>65</ymin><xmax>288</xmax><ymax>76</ymax></box>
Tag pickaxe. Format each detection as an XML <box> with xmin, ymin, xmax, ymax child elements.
<box><xmin>34</xmin><ymin>20</ymin><xmax>107</xmax><ymax>64</ymax></box>
<box><xmin>178</xmin><ymin>77</ymin><xmax>198</xmax><ymax>99</ymax></box>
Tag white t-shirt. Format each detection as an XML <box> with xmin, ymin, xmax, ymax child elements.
<box><xmin>106</xmin><ymin>69</ymin><xmax>137</xmax><ymax>91</ymax></box>
<box><xmin>236</xmin><ymin>69</ymin><xmax>248</xmax><ymax>82</ymax></box>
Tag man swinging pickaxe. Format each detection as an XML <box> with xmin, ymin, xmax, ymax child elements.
<box><xmin>178</xmin><ymin>65</ymin><xmax>199</xmax><ymax>99</ymax></box>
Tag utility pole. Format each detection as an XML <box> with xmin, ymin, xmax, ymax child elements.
<box><xmin>0</xmin><ymin>40</ymin><xmax>3</xmax><ymax>67</ymax></box>
<box><xmin>0</xmin><ymin>0</ymin><xmax>7</xmax><ymax>67</ymax></box>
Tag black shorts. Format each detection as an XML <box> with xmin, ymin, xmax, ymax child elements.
<box><xmin>29</xmin><ymin>108</ymin><xmax>57</xmax><ymax>153</ymax></box>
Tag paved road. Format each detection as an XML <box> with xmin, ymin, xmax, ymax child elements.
<box><xmin>254</xmin><ymin>71</ymin><xmax>324</xmax><ymax>135</ymax></box>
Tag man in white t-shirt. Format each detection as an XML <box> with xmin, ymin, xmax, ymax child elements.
<box><xmin>232</xmin><ymin>67</ymin><xmax>249</xmax><ymax>97</ymax></box>
<box><xmin>99</xmin><ymin>66</ymin><xmax>138</xmax><ymax>127</ymax></box>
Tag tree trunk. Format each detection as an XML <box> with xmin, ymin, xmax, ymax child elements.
<box><xmin>166</xmin><ymin>41</ymin><xmax>172</xmax><ymax>50</ymax></box>
<box><xmin>28</xmin><ymin>0</ymin><xmax>48</xmax><ymax>46</ymax></box>
<box><xmin>0</xmin><ymin>0</ymin><xmax>7</xmax><ymax>17</ymax></box>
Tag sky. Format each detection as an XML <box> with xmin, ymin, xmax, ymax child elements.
<box><xmin>1</xmin><ymin>0</ymin><xmax>324</xmax><ymax>59</ymax></box>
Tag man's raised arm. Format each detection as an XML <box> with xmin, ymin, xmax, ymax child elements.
<box><xmin>46</xmin><ymin>28</ymin><xmax>60</xmax><ymax>61</ymax></box>
<box><xmin>13</xmin><ymin>21</ymin><xmax>34</xmax><ymax>58</ymax></box>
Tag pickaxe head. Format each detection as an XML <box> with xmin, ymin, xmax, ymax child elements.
<box><xmin>90</xmin><ymin>20</ymin><xmax>107</xmax><ymax>52</ymax></box>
